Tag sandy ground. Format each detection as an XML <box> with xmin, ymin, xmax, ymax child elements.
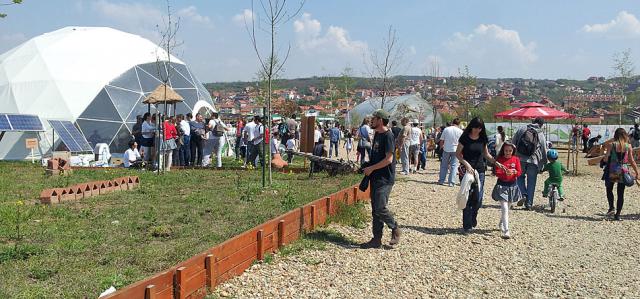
<box><xmin>214</xmin><ymin>147</ymin><xmax>640</xmax><ymax>298</ymax></box>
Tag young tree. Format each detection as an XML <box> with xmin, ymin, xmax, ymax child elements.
<box><xmin>455</xmin><ymin>65</ymin><xmax>476</xmax><ymax>120</ymax></box>
<box><xmin>246</xmin><ymin>0</ymin><xmax>305</xmax><ymax>186</ymax></box>
<box><xmin>340</xmin><ymin>66</ymin><xmax>355</xmax><ymax>128</ymax></box>
<box><xmin>612</xmin><ymin>48</ymin><xmax>635</xmax><ymax>125</ymax></box>
<box><xmin>367</xmin><ymin>26</ymin><xmax>403</xmax><ymax>109</ymax></box>
<box><xmin>0</xmin><ymin>0</ymin><xmax>22</xmax><ymax>18</ymax></box>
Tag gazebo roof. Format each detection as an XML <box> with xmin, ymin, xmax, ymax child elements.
<box><xmin>143</xmin><ymin>84</ymin><xmax>184</xmax><ymax>104</ymax></box>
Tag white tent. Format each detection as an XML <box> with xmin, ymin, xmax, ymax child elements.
<box><xmin>0</xmin><ymin>27</ymin><xmax>215</xmax><ymax>159</ymax></box>
<box><xmin>349</xmin><ymin>94</ymin><xmax>441</xmax><ymax>126</ymax></box>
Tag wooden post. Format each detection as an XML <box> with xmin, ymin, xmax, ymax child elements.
<box><xmin>175</xmin><ymin>267</ymin><xmax>187</xmax><ymax>299</ymax></box>
<box><xmin>257</xmin><ymin>229</ymin><xmax>264</xmax><ymax>260</ymax></box>
<box><xmin>144</xmin><ymin>284</ymin><xmax>157</xmax><ymax>299</ymax></box>
<box><xmin>310</xmin><ymin>205</ymin><xmax>317</xmax><ymax>230</ymax></box>
<box><xmin>278</xmin><ymin>220</ymin><xmax>285</xmax><ymax>248</ymax></box>
<box><xmin>299</xmin><ymin>207</ymin><xmax>305</xmax><ymax>233</ymax></box>
<box><xmin>326</xmin><ymin>196</ymin><xmax>332</xmax><ymax>215</ymax></box>
<box><xmin>352</xmin><ymin>186</ymin><xmax>358</xmax><ymax>203</ymax></box>
<box><xmin>205</xmin><ymin>254</ymin><xmax>216</xmax><ymax>289</ymax></box>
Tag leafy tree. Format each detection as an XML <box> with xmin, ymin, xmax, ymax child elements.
<box><xmin>0</xmin><ymin>0</ymin><xmax>22</xmax><ymax>18</ymax></box>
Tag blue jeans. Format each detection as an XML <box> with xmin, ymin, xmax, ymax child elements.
<box><xmin>179</xmin><ymin>135</ymin><xmax>191</xmax><ymax>166</ymax></box>
<box><xmin>462</xmin><ymin>172</ymin><xmax>485</xmax><ymax>229</ymax></box>
<box><xmin>438</xmin><ymin>151</ymin><xmax>459</xmax><ymax>184</ymax></box>
<box><xmin>517</xmin><ymin>161</ymin><xmax>539</xmax><ymax>207</ymax></box>
<box><xmin>329</xmin><ymin>141</ymin><xmax>339</xmax><ymax>158</ymax></box>
<box><xmin>370</xmin><ymin>180</ymin><xmax>397</xmax><ymax>239</ymax></box>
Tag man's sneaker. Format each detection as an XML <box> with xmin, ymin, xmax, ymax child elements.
<box><xmin>516</xmin><ymin>199</ymin><xmax>525</xmax><ymax>206</ymax></box>
<box><xmin>606</xmin><ymin>210</ymin><xmax>615</xmax><ymax>216</ymax></box>
<box><xmin>437</xmin><ymin>182</ymin><xmax>445</xmax><ymax>186</ymax></box>
<box><xmin>389</xmin><ymin>228</ymin><xmax>401</xmax><ymax>246</ymax></box>
<box><xmin>501</xmin><ymin>230</ymin><xmax>511</xmax><ymax>239</ymax></box>
<box><xmin>558</xmin><ymin>196</ymin><xmax>565</xmax><ymax>202</ymax></box>
<box><xmin>400</xmin><ymin>171</ymin><xmax>409</xmax><ymax>175</ymax></box>
<box><xmin>462</xmin><ymin>228</ymin><xmax>472</xmax><ymax>235</ymax></box>
<box><xmin>524</xmin><ymin>206</ymin><xmax>532</xmax><ymax>211</ymax></box>
<box><xmin>448</xmin><ymin>183</ymin><xmax>455</xmax><ymax>187</ymax></box>
<box><xmin>359</xmin><ymin>238</ymin><xmax>382</xmax><ymax>249</ymax></box>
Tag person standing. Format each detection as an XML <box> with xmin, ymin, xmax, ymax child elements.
<box><xmin>409</xmin><ymin>119</ymin><xmax>423</xmax><ymax>173</ymax></box>
<box><xmin>360</xmin><ymin>109</ymin><xmax>401</xmax><ymax>249</ymax></box>
<box><xmin>189</xmin><ymin>113</ymin><xmax>206</xmax><ymax>166</ymax></box>
<box><xmin>390</xmin><ymin>120</ymin><xmax>402</xmax><ymax>140</ymax></box>
<box><xmin>398</xmin><ymin>117</ymin><xmax>412</xmax><ymax>175</ymax></box>
<box><xmin>457</xmin><ymin>117</ymin><xmax>506</xmax><ymax>233</ymax></box>
<box><xmin>162</xmin><ymin>118</ymin><xmax>178</xmax><ymax>171</ymax></box>
<box><xmin>328</xmin><ymin>122</ymin><xmax>341</xmax><ymax>158</ymax></box>
<box><xmin>131</xmin><ymin>115</ymin><xmax>143</xmax><ymax>150</ymax></box>
<box><xmin>357</xmin><ymin>117</ymin><xmax>373</xmax><ymax>166</ymax></box>
<box><xmin>207</xmin><ymin>112</ymin><xmax>230</xmax><ymax>168</ymax></box>
<box><xmin>438</xmin><ymin>118</ymin><xmax>463</xmax><ymax>186</ymax></box>
<box><xmin>581</xmin><ymin>124</ymin><xmax>591</xmax><ymax>153</ymax></box>
<box><xmin>630</xmin><ymin>123</ymin><xmax>640</xmax><ymax>148</ymax></box>
<box><xmin>140</xmin><ymin>112</ymin><xmax>155</xmax><ymax>163</ymax></box>
<box><xmin>249</xmin><ymin>116</ymin><xmax>265</xmax><ymax>167</ymax></box>
<box><xmin>601</xmin><ymin>128</ymin><xmax>639</xmax><ymax>220</ymax></box>
<box><xmin>178</xmin><ymin>113</ymin><xmax>191</xmax><ymax>166</ymax></box>
<box><xmin>235</xmin><ymin>117</ymin><xmax>245</xmax><ymax>160</ymax></box>
<box><xmin>512</xmin><ymin>117</ymin><xmax>548</xmax><ymax>210</ymax></box>
<box><xmin>243</xmin><ymin>116</ymin><xmax>257</xmax><ymax>167</ymax></box>
<box><xmin>495</xmin><ymin>125</ymin><xmax>507</xmax><ymax>154</ymax></box>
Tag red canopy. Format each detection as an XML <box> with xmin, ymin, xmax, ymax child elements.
<box><xmin>494</xmin><ymin>102</ymin><xmax>575</xmax><ymax>120</ymax></box>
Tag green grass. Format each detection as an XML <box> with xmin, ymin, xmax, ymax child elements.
<box><xmin>0</xmin><ymin>161</ymin><xmax>359</xmax><ymax>298</ymax></box>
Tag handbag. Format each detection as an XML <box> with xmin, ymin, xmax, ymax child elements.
<box><xmin>622</xmin><ymin>172</ymin><xmax>635</xmax><ymax>187</ymax></box>
<box><xmin>608</xmin><ymin>142</ymin><xmax>627</xmax><ymax>182</ymax></box>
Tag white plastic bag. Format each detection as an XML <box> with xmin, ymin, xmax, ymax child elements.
<box><xmin>456</xmin><ymin>170</ymin><xmax>476</xmax><ymax>210</ymax></box>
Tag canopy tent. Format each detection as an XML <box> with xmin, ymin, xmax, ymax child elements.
<box><xmin>494</xmin><ymin>102</ymin><xmax>575</xmax><ymax>120</ymax></box>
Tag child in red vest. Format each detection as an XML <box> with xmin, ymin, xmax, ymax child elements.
<box><xmin>491</xmin><ymin>141</ymin><xmax>522</xmax><ymax>239</ymax></box>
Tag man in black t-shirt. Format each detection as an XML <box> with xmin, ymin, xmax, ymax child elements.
<box><xmin>360</xmin><ymin>109</ymin><xmax>400</xmax><ymax>249</ymax></box>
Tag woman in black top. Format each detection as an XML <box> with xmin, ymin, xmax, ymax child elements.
<box><xmin>456</xmin><ymin>117</ymin><xmax>506</xmax><ymax>232</ymax></box>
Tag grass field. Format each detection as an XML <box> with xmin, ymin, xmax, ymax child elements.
<box><xmin>0</xmin><ymin>161</ymin><xmax>359</xmax><ymax>298</ymax></box>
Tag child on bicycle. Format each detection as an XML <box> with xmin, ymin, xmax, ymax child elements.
<box><xmin>541</xmin><ymin>149</ymin><xmax>567</xmax><ymax>200</ymax></box>
<box><xmin>491</xmin><ymin>141</ymin><xmax>522</xmax><ymax>239</ymax></box>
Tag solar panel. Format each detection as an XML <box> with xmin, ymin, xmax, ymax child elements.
<box><xmin>6</xmin><ymin>114</ymin><xmax>44</xmax><ymax>131</ymax></box>
<box><xmin>0</xmin><ymin>114</ymin><xmax>45</xmax><ymax>131</ymax></box>
<box><xmin>48</xmin><ymin>120</ymin><xmax>93</xmax><ymax>153</ymax></box>
<box><xmin>0</xmin><ymin>115</ymin><xmax>10</xmax><ymax>130</ymax></box>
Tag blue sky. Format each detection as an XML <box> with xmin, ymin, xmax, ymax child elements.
<box><xmin>1</xmin><ymin>0</ymin><xmax>639</xmax><ymax>82</ymax></box>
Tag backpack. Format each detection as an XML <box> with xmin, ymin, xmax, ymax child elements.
<box><xmin>213</xmin><ymin>120</ymin><xmax>225</xmax><ymax>137</ymax></box>
<box><xmin>487</xmin><ymin>135</ymin><xmax>497</xmax><ymax>157</ymax></box>
<box><xmin>516</xmin><ymin>127</ymin><xmax>539</xmax><ymax>157</ymax></box>
<box><xmin>278</xmin><ymin>122</ymin><xmax>289</xmax><ymax>136</ymax></box>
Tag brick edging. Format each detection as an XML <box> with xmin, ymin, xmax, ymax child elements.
<box><xmin>39</xmin><ymin>176</ymin><xmax>140</xmax><ymax>204</ymax></box>
<box><xmin>101</xmin><ymin>183</ymin><xmax>370</xmax><ymax>299</ymax></box>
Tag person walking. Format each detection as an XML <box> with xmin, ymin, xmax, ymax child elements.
<box><xmin>189</xmin><ymin>113</ymin><xmax>206</xmax><ymax>166</ymax></box>
<box><xmin>357</xmin><ymin>117</ymin><xmax>373</xmax><ymax>166</ymax></box>
<box><xmin>162</xmin><ymin>117</ymin><xmax>178</xmax><ymax>171</ymax></box>
<box><xmin>360</xmin><ymin>109</ymin><xmax>400</xmax><ymax>249</ymax></box>
<box><xmin>457</xmin><ymin>117</ymin><xmax>505</xmax><ymax>233</ymax></box>
<box><xmin>328</xmin><ymin>122</ymin><xmax>341</xmax><ymax>158</ymax></box>
<box><xmin>235</xmin><ymin>117</ymin><xmax>245</xmax><ymax>160</ymax></box>
<box><xmin>398</xmin><ymin>117</ymin><xmax>412</xmax><ymax>175</ymax></box>
<box><xmin>248</xmin><ymin>116</ymin><xmax>265</xmax><ymax>167</ymax></box>
<box><xmin>601</xmin><ymin>128</ymin><xmax>639</xmax><ymax>220</ymax></box>
<box><xmin>344</xmin><ymin>131</ymin><xmax>354</xmax><ymax>161</ymax></box>
<box><xmin>243</xmin><ymin>116</ymin><xmax>257</xmax><ymax>167</ymax></box>
<box><xmin>512</xmin><ymin>117</ymin><xmax>548</xmax><ymax>210</ymax></box>
<box><xmin>491</xmin><ymin>141</ymin><xmax>521</xmax><ymax>239</ymax></box>
<box><xmin>438</xmin><ymin>118</ymin><xmax>463</xmax><ymax>186</ymax></box>
<box><xmin>207</xmin><ymin>112</ymin><xmax>230</xmax><ymax>168</ymax></box>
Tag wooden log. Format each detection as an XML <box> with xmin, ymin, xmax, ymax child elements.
<box><xmin>144</xmin><ymin>284</ymin><xmax>156</xmax><ymax>299</ymax></box>
<box><xmin>204</xmin><ymin>254</ymin><xmax>217</xmax><ymax>289</ymax></box>
<box><xmin>352</xmin><ymin>187</ymin><xmax>358</xmax><ymax>203</ymax></box>
<box><xmin>326</xmin><ymin>196</ymin><xmax>332</xmax><ymax>215</ymax></box>
<box><xmin>278</xmin><ymin>220</ymin><xmax>285</xmax><ymax>248</ymax></box>
<box><xmin>310</xmin><ymin>205</ymin><xmax>317</xmax><ymax>231</ymax></box>
<box><xmin>257</xmin><ymin>230</ymin><xmax>264</xmax><ymax>261</ymax></box>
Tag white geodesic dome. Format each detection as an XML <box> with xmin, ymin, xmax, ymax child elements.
<box><xmin>0</xmin><ymin>27</ymin><xmax>215</xmax><ymax>159</ymax></box>
<box><xmin>349</xmin><ymin>94</ymin><xmax>441</xmax><ymax>127</ymax></box>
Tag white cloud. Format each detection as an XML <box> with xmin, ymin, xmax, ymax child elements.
<box><xmin>444</xmin><ymin>24</ymin><xmax>537</xmax><ymax>74</ymax></box>
<box><xmin>232</xmin><ymin>9</ymin><xmax>254</xmax><ymax>27</ymax></box>
<box><xmin>582</xmin><ymin>11</ymin><xmax>640</xmax><ymax>38</ymax></box>
<box><xmin>293</xmin><ymin>13</ymin><xmax>367</xmax><ymax>55</ymax></box>
<box><xmin>92</xmin><ymin>0</ymin><xmax>163</xmax><ymax>39</ymax></box>
<box><xmin>177</xmin><ymin>6</ymin><xmax>213</xmax><ymax>27</ymax></box>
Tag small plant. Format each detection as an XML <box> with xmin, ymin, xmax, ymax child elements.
<box><xmin>280</xmin><ymin>189</ymin><xmax>297</xmax><ymax>211</ymax></box>
<box><xmin>328</xmin><ymin>201</ymin><xmax>370</xmax><ymax>229</ymax></box>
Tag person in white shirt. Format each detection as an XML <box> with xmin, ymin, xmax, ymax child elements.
<box><xmin>124</xmin><ymin>140</ymin><xmax>141</xmax><ymax>168</ymax></box>
<box><xmin>248</xmin><ymin>116</ymin><xmax>264</xmax><ymax>167</ymax></box>
<box><xmin>178</xmin><ymin>113</ymin><xmax>191</xmax><ymax>166</ymax></box>
<box><xmin>243</xmin><ymin>117</ymin><xmax>257</xmax><ymax>167</ymax></box>
<box><xmin>140</xmin><ymin>112</ymin><xmax>156</xmax><ymax>162</ymax></box>
<box><xmin>438</xmin><ymin>118</ymin><xmax>464</xmax><ymax>186</ymax></box>
<box><xmin>286</xmin><ymin>136</ymin><xmax>296</xmax><ymax>163</ymax></box>
<box><xmin>206</xmin><ymin>112</ymin><xmax>230</xmax><ymax>168</ymax></box>
<box><xmin>409</xmin><ymin>120</ymin><xmax>423</xmax><ymax>173</ymax></box>
<box><xmin>314</xmin><ymin>124</ymin><xmax>322</xmax><ymax>144</ymax></box>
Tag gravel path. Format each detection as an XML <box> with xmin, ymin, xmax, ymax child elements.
<box><xmin>215</xmin><ymin>157</ymin><xmax>640</xmax><ymax>298</ymax></box>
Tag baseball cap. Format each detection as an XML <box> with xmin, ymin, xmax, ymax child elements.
<box><xmin>372</xmin><ymin>109</ymin><xmax>390</xmax><ymax>120</ymax></box>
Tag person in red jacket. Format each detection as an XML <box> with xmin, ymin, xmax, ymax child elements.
<box><xmin>491</xmin><ymin>141</ymin><xmax>522</xmax><ymax>239</ymax></box>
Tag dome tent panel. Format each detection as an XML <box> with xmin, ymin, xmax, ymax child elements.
<box><xmin>75</xmin><ymin>119</ymin><xmax>121</xmax><ymax>149</ymax></box>
<box><xmin>174</xmin><ymin>88</ymin><xmax>198</xmax><ymax>108</ymax></box>
<box><xmin>136</xmin><ymin>66</ymin><xmax>165</xmax><ymax>93</ymax></box>
<box><xmin>104</xmin><ymin>86</ymin><xmax>144</xmax><ymax>121</ymax></box>
<box><xmin>138</xmin><ymin>62</ymin><xmax>169</xmax><ymax>87</ymax></box>
<box><xmin>110</xmin><ymin>124</ymin><xmax>134</xmax><ymax>153</ymax></box>
<box><xmin>109</xmin><ymin>67</ymin><xmax>143</xmax><ymax>93</ymax></box>
<box><xmin>170</xmin><ymin>63</ymin><xmax>195</xmax><ymax>85</ymax></box>
<box><xmin>78</xmin><ymin>89</ymin><xmax>122</xmax><ymax>122</ymax></box>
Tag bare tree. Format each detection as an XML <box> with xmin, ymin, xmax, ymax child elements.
<box><xmin>612</xmin><ymin>48</ymin><xmax>635</xmax><ymax>125</ymax></box>
<box><xmin>340</xmin><ymin>66</ymin><xmax>355</xmax><ymax>128</ymax></box>
<box><xmin>154</xmin><ymin>0</ymin><xmax>181</xmax><ymax>173</ymax></box>
<box><xmin>246</xmin><ymin>0</ymin><xmax>305</xmax><ymax>186</ymax></box>
<box><xmin>0</xmin><ymin>0</ymin><xmax>22</xmax><ymax>18</ymax></box>
<box><xmin>366</xmin><ymin>26</ymin><xmax>403</xmax><ymax>109</ymax></box>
